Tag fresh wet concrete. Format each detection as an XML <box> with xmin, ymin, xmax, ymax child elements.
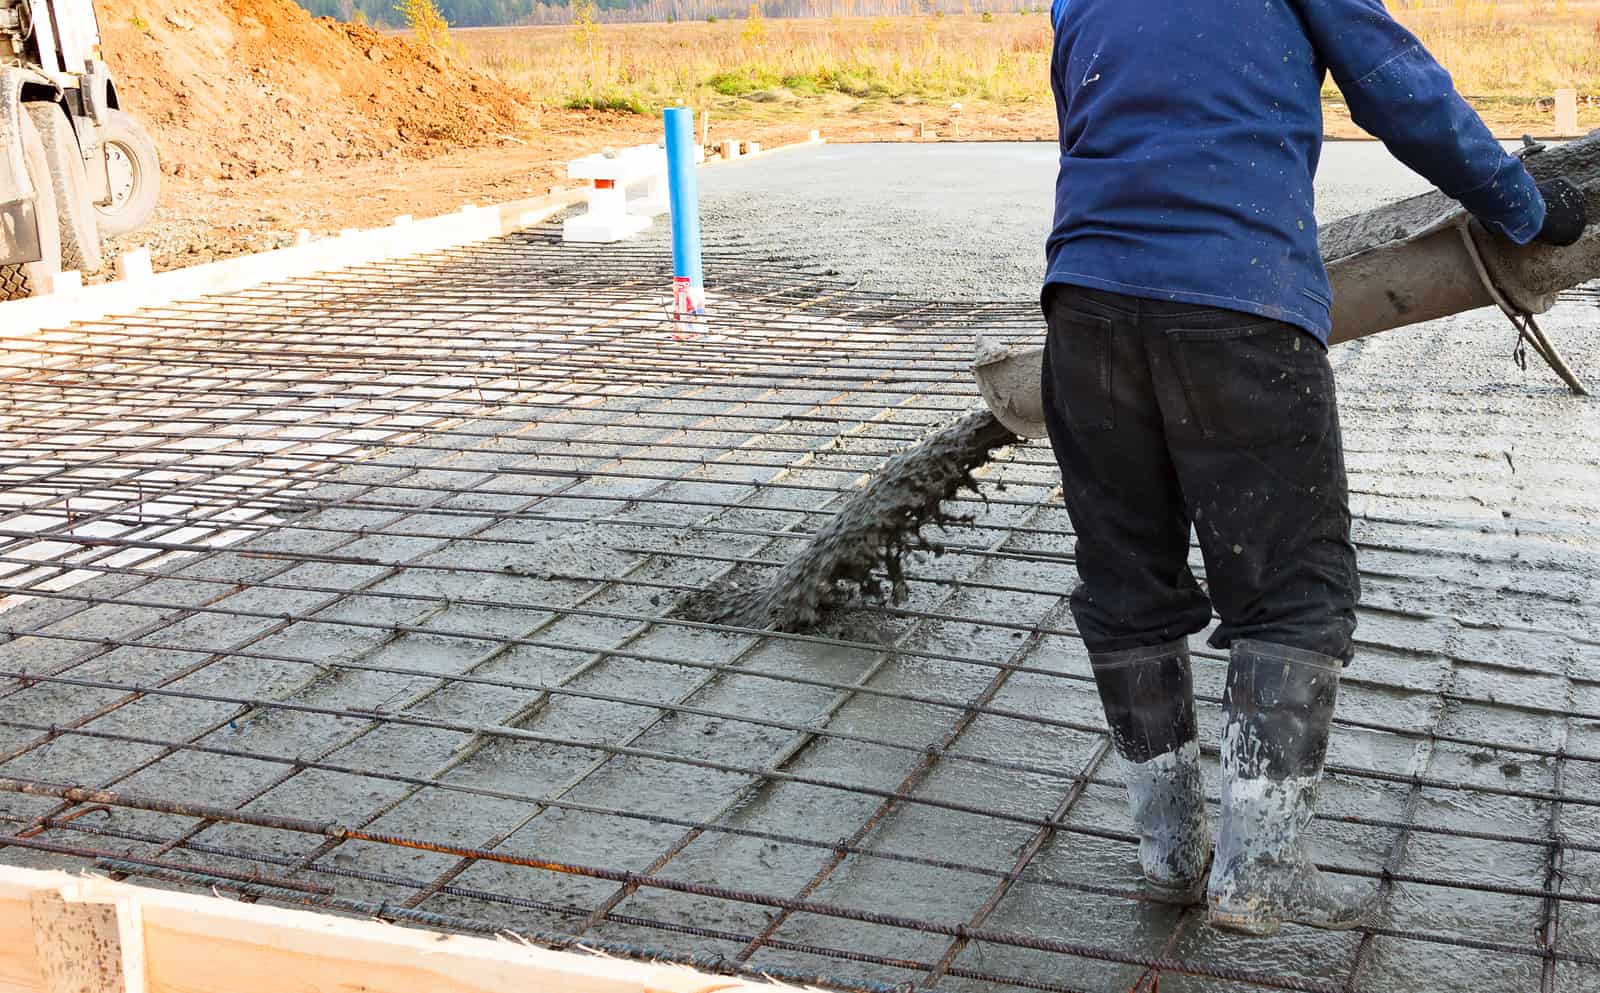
<box><xmin>681</xmin><ymin>408</ymin><xmax>1016</xmax><ymax>631</ymax></box>
<box><xmin>664</xmin><ymin>140</ymin><xmax>1441</xmax><ymax>301</ymax></box>
<box><xmin>0</xmin><ymin>143</ymin><xmax>1593</xmax><ymax>992</ymax></box>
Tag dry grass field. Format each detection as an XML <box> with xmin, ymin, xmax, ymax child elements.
<box><xmin>1395</xmin><ymin>1</ymin><xmax>1600</xmax><ymax>100</ymax></box>
<box><xmin>461</xmin><ymin>11</ymin><xmax>1053</xmax><ymax>114</ymax></box>
<box><xmin>458</xmin><ymin>3</ymin><xmax>1600</xmax><ymax>135</ymax></box>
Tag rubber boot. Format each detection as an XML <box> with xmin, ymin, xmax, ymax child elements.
<box><xmin>1206</xmin><ymin>640</ymin><xmax>1376</xmax><ymax>936</ymax></box>
<box><xmin>1089</xmin><ymin>639</ymin><xmax>1212</xmax><ymax>892</ymax></box>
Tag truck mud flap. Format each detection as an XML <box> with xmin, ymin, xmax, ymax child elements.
<box><xmin>0</xmin><ymin>67</ymin><xmax>42</xmax><ymax>267</ymax></box>
<box><xmin>0</xmin><ymin>197</ymin><xmax>41</xmax><ymax>267</ymax></box>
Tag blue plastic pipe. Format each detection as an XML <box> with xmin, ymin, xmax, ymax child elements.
<box><xmin>663</xmin><ymin>107</ymin><xmax>705</xmax><ymax>316</ymax></box>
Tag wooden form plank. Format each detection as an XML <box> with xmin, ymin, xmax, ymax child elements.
<box><xmin>0</xmin><ymin>874</ymin><xmax>46</xmax><ymax>993</ymax></box>
<box><xmin>0</xmin><ymin>191</ymin><xmax>583</xmax><ymax>344</ymax></box>
<box><xmin>30</xmin><ymin>888</ymin><xmax>140</xmax><ymax>993</ymax></box>
<box><xmin>0</xmin><ymin>866</ymin><xmax>785</xmax><ymax>993</ymax></box>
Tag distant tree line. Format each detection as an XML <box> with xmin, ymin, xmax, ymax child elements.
<box><xmin>298</xmin><ymin>0</ymin><xmax>538</xmax><ymax>27</ymax></box>
<box><xmin>296</xmin><ymin>0</ymin><xmax>1040</xmax><ymax>27</ymax></box>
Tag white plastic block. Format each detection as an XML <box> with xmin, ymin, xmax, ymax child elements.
<box><xmin>586</xmin><ymin>184</ymin><xmax>629</xmax><ymax>221</ymax></box>
<box><xmin>567</xmin><ymin>145</ymin><xmax>665</xmax><ymax>185</ymax></box>
<box><xmin>564</xmin><ymin>181</ymin><xmax>651</xmax><ymax>242</ymax></box>
<box><xmin>1556</xmin><ymin>88</ymin><xmax>1579</xmax><ymax>135</ymax></box>
<box><xmin>563</xmin><ymin>144</ymin><xmax>666</xmax><ymax>241</ymax></box>
<box><xmin>563</xmin><ymin>213</ymin><xmax>651</xmax><ymax>243</ymax></box>
<box><xmin>115</xmin><ymin>248</ymin><xmax>153</xmax><ymax>281</ymax></box>
<box><xmin>634</xmin><ymin>170</ymin><xmax>671</xmax><ymax>218</ymax></box>
<box><xmin>45</xmin><ymin>270</ymin><xmax>81</xmax><ymax>295</ymax></box>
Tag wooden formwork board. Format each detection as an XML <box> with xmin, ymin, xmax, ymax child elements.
<box><xmin>0</xmin><ymin>193</ymin><xmax>584</xmax><ymax>344</ymax></box>
<box><xmin>0</xmin><ymin>865</ymin><xmax>780</xmax><ymax>993</ymax></box>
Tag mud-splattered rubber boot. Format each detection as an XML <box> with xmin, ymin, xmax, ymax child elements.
<box><xmin>1089</xmin><ymin>640</ymin><xmax>1212</xmax><ymax>893</ymax></box>
<box><xmin>1206</xmin><ymin>640</ymin><xmax>1376</xmax><ymax>936</ymax></box>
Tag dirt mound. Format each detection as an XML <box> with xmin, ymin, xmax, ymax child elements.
<box><xmin>99</xmin><ymin>1</ymin><xmax>531</xmax><ymax>181</ymax></box>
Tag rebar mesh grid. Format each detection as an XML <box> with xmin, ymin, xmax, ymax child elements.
<box><xmin>0</xmin><ymin>228</ymin><xmax>1597</xmax><ymax>993</ymax></box>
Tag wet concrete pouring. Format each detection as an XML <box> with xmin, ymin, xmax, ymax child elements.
<box><xmin>0</xmin><ymin>144</ymin><xmax>1596</xmax><ymax>992</ymax></box>
<box><xmin>683</xmin><ymin>409</ymin><xmax>1017</xmax><ymax>632</ymax></box>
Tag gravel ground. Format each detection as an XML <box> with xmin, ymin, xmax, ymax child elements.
<box><xmin>655</xmin><ymin>140</ymin><xmax>1452</xmax><ymax>301</ymax></box>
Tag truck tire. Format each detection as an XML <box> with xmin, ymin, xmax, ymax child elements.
<box><xmin>0</xmin><ymin>112</ymin><xmax>62</xmax><ymax>301</ymax></box>
<box><xmin>93</xmin><ymin>109</ymin><xmax>160</xmax><ymax>238</ymax></box>
<box><xmin>26</xmin><ymin>101</ymin><xmax>103</xmax><ymax>274</ymax></box>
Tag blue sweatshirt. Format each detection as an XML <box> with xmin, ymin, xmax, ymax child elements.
<box><xmin>1045</xmin><ymin>0</ymin><xmax>1547</xmax><ymax>342</ymax></box>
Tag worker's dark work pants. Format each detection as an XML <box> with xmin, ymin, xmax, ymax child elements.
<box><xmin>1040</xmin><ymin>286</ymin><xmax>1359</xmax><ymax>663</ymax></box>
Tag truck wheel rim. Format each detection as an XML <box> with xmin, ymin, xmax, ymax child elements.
<box><xmin>105</xmin><ymin>142</ymin><xmax>136</xmax><ymax>211</ymax></box>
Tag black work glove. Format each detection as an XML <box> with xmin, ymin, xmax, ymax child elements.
<box><xmin>1535</xmin><ymin>178</ymin><xmax>1589</xmax><ymax>246</ymax></box>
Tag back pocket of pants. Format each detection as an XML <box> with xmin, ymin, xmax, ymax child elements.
<box><xmin>1046</xmin><ymin>312</ymin><xmax>1115</xmax><ymax>431</ymax></box>
<box><xmin>1167</xmin><ymin>323</ymin><xmax>1328</xmax><ymax>445</ymax></box>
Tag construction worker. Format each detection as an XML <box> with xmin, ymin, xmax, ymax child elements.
<box><xmin>1042</xmin><ymin>0</ymin><xmax>1589</xmax><ymax>936</ymax></box>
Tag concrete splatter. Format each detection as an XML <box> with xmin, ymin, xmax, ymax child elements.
<box><xmin>681</xmin><ymin>409</ymin><xmax>1018</xmax><ymax>631</ymax></box>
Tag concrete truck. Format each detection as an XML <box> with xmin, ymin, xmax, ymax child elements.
<box><xmin>0</xmin><ymin>0</ymin><xmax>159</xmax><ymax>299</ymax></box>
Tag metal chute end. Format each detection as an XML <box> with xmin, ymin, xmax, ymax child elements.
<box><xmin>972</xmin><ymin>336</ymin><xmax>1048</xmax><ymax>439</ymax></box>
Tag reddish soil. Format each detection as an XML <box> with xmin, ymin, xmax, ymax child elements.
<box><xmin>99</xmin><ymin>0</ymin><xmax>530</xmax><ymax>182</ymax></box>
